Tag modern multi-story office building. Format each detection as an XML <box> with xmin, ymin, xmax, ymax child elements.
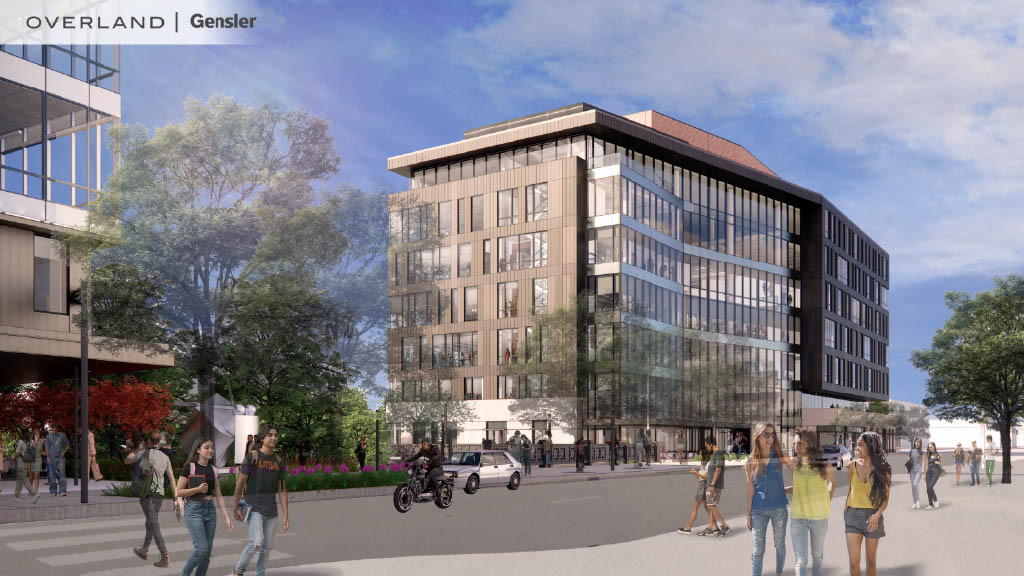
<box><xmin>386</xmin><ymin>103</ymin><xmax>888</xmax><ymax>452</ymax></box>
<box><xmin>1</xmin><ymin>45</ymin><xmax>173</xmax><ymax>389</ymax></box>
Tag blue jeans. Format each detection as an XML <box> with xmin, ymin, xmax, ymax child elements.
<box><xmin>545</xmin><ymin>451</ymin><xmax>553</xmax><ymax>467</ymax></box>
<box><xmin>751</xmin><ymin>507</ymin><xmax>788</xmax><ymax>576</ymax></box>
<box><xmin>47</xmin><ymin>457</ymin><xmax>66</xmax><ymax>495</ymax></box>
<box><xmin>523</xmin><ymin>451</ymin><xmax>531</xmax><ymax>474</ymax></box>
<box><xmin>910</xmin><ymin>468</ymin><xmax>922</xmax><ymax>503</ymax></box>
<box><xmin>790</xmin><ymin>517</ymin><xmax>828</xmax><ymax>576</ymax></box>
<box><xmin>181</xmin><ymin>500</ymin><xmax>217</xmax><ymax>576</ymax></box>
<box><xmin>970</xmin><ymin>461</ymin><xmax>981</xmax><ymax>484</ymax></box>
<box><xmin>236</xmin><ymin>510</ymin><xmax>277</xmax><ymax>576</ymax></box>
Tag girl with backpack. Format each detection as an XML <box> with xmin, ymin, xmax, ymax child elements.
<box><xmin>176</xmin><ymin>436</ymin><xmax>234</xmax><ymax>576</ymax></box>
<box><xmin>15</xmin><ymin>428</ymin><xmax>41</xmax><ymax>503</ymax></box>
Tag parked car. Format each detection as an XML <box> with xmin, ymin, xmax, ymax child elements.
<box><xmin>822</xmin><ymin>444</ymin><xmax>853</xmax><ymax>469</ymax></box>
<box><xmin>443</xmin><ymin>450</ymin><xmax>522</xmax><ymax>494</ymax></box>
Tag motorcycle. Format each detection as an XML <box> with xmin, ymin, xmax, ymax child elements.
<box><xmin>393</xmin><ymin>461</ymin><xmax>455</xmax><ymax>513</ymax></box>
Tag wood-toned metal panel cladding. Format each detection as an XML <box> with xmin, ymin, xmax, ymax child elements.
<box><xmin>387</xmin><ymin>156</ymin><xmax>587</xmax><ymax>401</ymax></box>
<box><xmin>0</xmin><ymin>224</ymin><xmax>70</xmax><ymax>333</ymax></box>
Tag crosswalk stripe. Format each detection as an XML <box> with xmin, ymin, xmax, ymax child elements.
<box><xmin>7</xmin><ymin>528</ymin><xmax>193</xmax><ymax>551</ymax></box>
<box><xmin>39</xmin><ymin>537</ymin><xmax>242</xmax><ymax>566</ymax></box>
<box><xmin>77</xmin><ymin>551</ymin><xmax>294</xmax><ymax>576</ymax></box>
<box><xmin>0</xmin><ymin>516</ymin><xmax>150</xmax><ymax>539</ymax></box>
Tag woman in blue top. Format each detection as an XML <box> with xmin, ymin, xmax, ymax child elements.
<box><xmin>744</xmin><ymin>421</ymin><xmax>793</xmax><ymax>576</ymax></box>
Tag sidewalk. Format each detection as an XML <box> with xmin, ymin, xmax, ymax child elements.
<box><xmin>268</xmin><ymin>470</ymin><xmax>1024</xmax><ymax>575</ymax></box>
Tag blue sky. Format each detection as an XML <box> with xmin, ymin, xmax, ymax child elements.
<box><xmin>118</xmin><ymin>1</ymin><xmax>1024</xmax><ymax>405</ymax></box>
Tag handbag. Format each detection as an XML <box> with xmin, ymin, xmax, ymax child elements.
<box><xmin>904</xmin><ymin>456</ymin><xmax>913</xmax><ymax>474</ymax></box>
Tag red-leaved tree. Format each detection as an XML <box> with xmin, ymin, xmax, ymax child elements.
<box><xmin>0</xmin><ymin>375</ymin><xmax>174</xmax><ymax>439</ymax></box>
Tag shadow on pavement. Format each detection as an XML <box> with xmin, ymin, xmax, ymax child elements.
<box><xmin>822</xmin><ymin>566</ymin><xmax>922</xmax><ymax>576</ymax></box>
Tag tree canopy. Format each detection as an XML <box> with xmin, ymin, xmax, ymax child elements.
<box><xmin>912</xmin><ymin>274</ymin><xmax>1024</xmax><ymax>483</ymax></box>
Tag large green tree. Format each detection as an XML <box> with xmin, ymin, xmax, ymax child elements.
<box><xmin>912</xmin><ymin>275</ymin><xmax>1024</xmax><ymax>484</ymax></box>
<box><xmin>94</xmin><ymin>95</ymin><xmax>343</xmax><ymax>439</ymax></box>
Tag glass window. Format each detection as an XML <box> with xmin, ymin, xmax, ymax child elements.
<box><xmin>498</xmin><ymin>281</ymin><xmax>519</xmax><ymax>319</ymax></box>
<box><xmin>526</xmin><ymin>183</ymin><xmax>548</xmax><ymax>221</ymax></box>
<box><xmin>587</xmin><ymin>227</ymin><xmax>618</xmax><ymax>264</ymax></box>
<box><xmin>533</xmin><ymin>278</ymin><xmax>548</xmax><ymax>315</ymax></box>
<box><xmin>486</xmin><ymin>154</ymin><xmax>499</xmax><ymax>174</ymax></box>
<box><xmin>458</xmin><ymin>198</ymin><xmax>466</xmax><ymax>233</ymax></box>
<box><xmin>465</xmin><ymin>287</ymin><xmax>478</xmax><ymax>321</ymax></box>
<box><xmin>34</xmin><ymin>236</ymin><xmax>67</xmax><ymax>314</ymax></box>
<box><xmin>449</xmin><ymin>162</ymin><xmax>461</xmax><ymax>181</ymax></box>
<box><xmin>497</xmin><ymin>375</ymin><xmax>517</xmax><ymax>399</ymax></box>
<box><xmin>458</xmin><ymin>243</ymin><xmax>472</xmax><ymax>278</ymax></box>
<box><xmin>463</xmin><ymin>377</ymin><xmax>482</xmax><ymax>400</ymax></box>
<box><xmin>471</xmin><ymin>194</ymin><xmax>484</xmax><ymax>231</ymax></box>
<box><xmin>513</xmin><ymin>147</ymin><xmax>527</xmax><ymax>168</ymax></box>
<box><xmin>498</xmin><ymin>188</ymin><xmax>518</xmax><ymax>226</ymax></box>
<box><xmin>438</xmin><ymin>201</ymin><xmax>452</xmax><ymax>236</ymax></box>
<box><xmin>485</xmin><ymin>421</ymin><xmax>507</xmax><ymax>444</ymax></box>
<box><xmin>527</xmin><ymin>144</ymin><xmax>542</xmax><ymax>165</ymax></box>
<box><xmin>483</xmin><ymin>239</ymin><xmax>491</xmax><ymax>274</ymax></box>
<box><xmin>497</xmin><ymin>328</ymin><xmax>519</xmax><ymax>364</ymax></box>
<box><xmin>440</xmin><ymin>379</ymin><xmax>453</xmax><ymax>399</ymax></box>
<box><xmin>401</xmin><ymin>337</ymin><xmax>416</xmax><ymax>371</ymax></box>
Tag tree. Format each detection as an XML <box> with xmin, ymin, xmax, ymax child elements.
<box><xmin>912</xmin><ymin>275</ymin><xmax>1024</xmax><ymax>484</ymax></box>
<box><xmin>87</xmin><ymin>95</ymin><xmax>341</xmax><ymax>439</ymax></box>
<box><xmin>499</xmin><ymin>294</ymin><xmax>594</xmax><ymax>443</ymax></box>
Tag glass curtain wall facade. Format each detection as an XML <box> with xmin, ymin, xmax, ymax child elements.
<box><xmin>388</xmin><ymin>105</ymin><xmax>889</xmax><ymax>451</ymax></box>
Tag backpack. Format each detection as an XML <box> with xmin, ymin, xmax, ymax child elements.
<box><xmin>21</xmin><ymin>443</ymin><xmax>36</xmax><ymax>463</ymax></box>
<box><xmin>131</xmin><ymin>449</ymin><xmax>160</xmax><ymax>498</ymax></box>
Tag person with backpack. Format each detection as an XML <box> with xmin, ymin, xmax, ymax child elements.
<box><xmin>231</xmin><ymin>424</ymin><xmax>289</xmax><ymax>576</ymax></box>
<box><xmin>126</xmin><ymin>429</ymin><xmax>178</xmax><ymax>568</ymax></box>
<box><xmin>176</xmin><ymin>436</ymin><xmax>233</xmax><ymax>576</ymax></box>
<box><xmin>15</xmin><ymin>428</ymin><xmax>41</xmax><ymax>503</ymax></box>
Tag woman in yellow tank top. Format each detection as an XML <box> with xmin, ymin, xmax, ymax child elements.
<box><xmin>845</xmin><ymin>432</ymin><xmax>892</xmax><ymax>576</ymax></box>
<box><xmin>782</xmin><ymin>428</ymin><xmax>836</xmax><ymax>576</ymax></box>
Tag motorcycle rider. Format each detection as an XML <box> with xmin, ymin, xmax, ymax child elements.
<box><xmin>404</xmin><ymin>436</ymin><xmax>445</xmax><ymax>494</ymax></box>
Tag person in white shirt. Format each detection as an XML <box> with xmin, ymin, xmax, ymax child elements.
<box><xmin>984</xmin><ymin>435</ymin><xmax>999</xmax><ymax>487</ymax></box>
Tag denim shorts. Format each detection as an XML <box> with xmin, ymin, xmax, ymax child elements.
<box><xmin>844</xmin><ymin>507</ymin><xmax>885</xmax><ymax>538</ymax></box>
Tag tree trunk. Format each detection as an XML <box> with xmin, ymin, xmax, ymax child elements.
<box><xmin>1000</xmin><ymin>424</ymin><xmax>1012</xmax><ymax>484</ymax></box>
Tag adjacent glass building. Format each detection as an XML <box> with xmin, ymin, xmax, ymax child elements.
<box><xmin>387</xmin><ymin>103</ymin><xmax>889</xmax><ymax>452</ymax></box>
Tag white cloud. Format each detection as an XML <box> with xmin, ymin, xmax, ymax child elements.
<box><xmin>448</xmin><ymin>0</ymin><xmax>1024</xmax><ymax>282</ymax></box>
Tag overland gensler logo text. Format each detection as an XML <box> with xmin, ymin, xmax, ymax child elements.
<box><xmin>24</xmin><ymin>12</ymin><xmax>258</xmax><ymax>31</ymax></box>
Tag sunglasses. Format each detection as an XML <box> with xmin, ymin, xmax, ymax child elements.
<box><xmin>761</xmin><ymin>431</ymin><xmax>776</xmax><ymax>439</ymax></box>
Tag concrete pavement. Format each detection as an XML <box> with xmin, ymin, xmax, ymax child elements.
<box><xmin>271</xmin><ymin>469</ymin><xmax>1023</xmax><ymax>575</ymax></box>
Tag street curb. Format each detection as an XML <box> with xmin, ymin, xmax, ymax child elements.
<box><xmin>0</xmin><ymin>466</ymin><xmax>695</xmax><ymax>524</ymax></box>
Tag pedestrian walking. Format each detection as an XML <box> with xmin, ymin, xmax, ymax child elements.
<box><xmin>635</xmin><ymin>431</ymin><xmax>645</xmax><ymax>469</ymax></box>
<box><xmin>15</xmin><ymin>428</ymin><xmax>41</xmax><ymax>503</ymax></box>
<box><xmin>231</xmin><ymin>424</ymin><xmax>289</xmax><ymax>576</ymax></box>
<box><xmin>924</xmin><ymin>442</ymin><xmax>943</xmax><ymax>509</ymax></box>
<box><xmin>298</xmin><ymin>438</ymin><xmax>311</xmax><ymax>467</ymax></box>
<box><xmin>31</xmin><ymin>429</ymin><xmax>43</xmax><ymax>494</ymax></box>
<box><xmin>583</xmin><ymin>438</ymin><xmax>592</xmax><ymax>466</ymax></box>
<box><xmin>783</xmin><ymin>428</ymin><xmax>835</xmax><ymax>576</ymax></box>
<box><xmin>356</xmin><ymin>435</ymin><xmax>368</xmax><ymax>470</ymax></box>
<box><xmin>543</xmin><ymin>428</ymin><xmax>554</xmax><ymax>468</ymax></box>
<box><xmin>703</xmin><ymin>435</ymin><xmax>730</xmax><ymax>537</ymax></box>
<box><xmin>907</xmin><ymin>438</ymin><xmax>923</xmax><ymax>509</ymax></box>
<box><xmin>88</xmin><ymin>429</ymin><xmax>104</xmax><ymax>481</ymax></box>
<box><xmin>745</xmin><ymin>421</ymin><xmax>791</xmax><ymax>576</ymax></box>
<box><xmin>644</xmin><ymin>430</ymin><xmax>652</xmax><ymax>466</ymax></box>
<box><xmin>520</xmin><ymin>435</ymin><xmax>532</xmax><ymax>475</ymax></box>
<box><xmin>43</xmin><ymin>425</ymin><xmax>70</xmax><ymax>496</ymax></box>
<box><xmin>126</xmin><ymin>430</ymin><xmax>178</xmax><ymax>568</ymax></box>
<box><xmin>508</xmin><ymin>430</ymin><xmax>522</xmax><ymax>465</ymax></box>
<box><xmin>176</xmin><ymin>437</ymin><xmax>234</xmax><ymax>576</ymax></box>
<box><xmin>678</xmin><ymin>448</ymin><xmax>718</xmax><ymax>535</ymax></box>
<box><xmin>984</xmin><ymin>435</ymin><xmax>998</xmax><ymax>486</ymax></box>
<box><xmin>952</xmin><ymin>444</ymin><xmax>965</xmax><ymax>486</ymax></box>
<box><xmin>844</xmin><ymin>432</ymin><xmax>891</xmax><ymax>576</ymax></box>
<box><xmin>969</xmin><ymin>441</ymin><xmax>982</xmax><ymax>486</ymax></box>
<box><xmin>245</xmin><ymin>435</ymin><xmax>256</xmax><ymax>454</ymax></box>
<box><xmin>575</xmin><ymin>436</ymin><xmax>585</xmax><ymax>472</ymax></box>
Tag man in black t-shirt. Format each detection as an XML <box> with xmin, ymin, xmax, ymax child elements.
<box><xmin>231</xmin><ymin>425</ymin><xmax>289</xmax><ymax>576</ymax></box>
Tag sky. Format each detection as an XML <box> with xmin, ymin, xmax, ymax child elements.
<box><xmin>117</xmin><ymin>0</ymin><xmax>1024</xmax><ymax>405</ymax></box>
